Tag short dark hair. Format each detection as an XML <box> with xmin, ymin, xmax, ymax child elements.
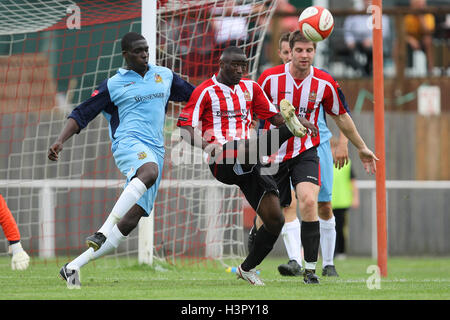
<box><xmin>288</xmin><ymin>30</ymin><xmax>316</xmax><ymax>50</ymax></box>
<box><xmin>121</xmin><ymin>32</ymin><xmax>145</xmax><ymax>51</ymax></box>
<box><xmin>220</xmin><ymin>46</ymin><xmax>246</xmax><ymax>60</ymax></box>
<box><xmin>279</xmin><ymin>32</ymin><xmax>290</xmax><ymax>49</ymax></box>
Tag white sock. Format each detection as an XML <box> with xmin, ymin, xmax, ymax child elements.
<box><xmin>98</xmin><ymin>178</ymin><xmax>147</xmax><ymax>236</ymax></box>
<box><xmin>319</xmin><ymin>216</ymin><xmax>336</xmax><ymax>267</ymax></box>
<box><xmin>67</xmin><ymin>224</ymin><xmax>127</xmax><ymax>270</ymax></box>
<box><xmin>281</xmin><ymin>218</ymin><xmax>302</xmax><ymax>266</ymax></box>
<box><xmin>91</xmin><ymin>224</ymin><xmax>126</xmax><ymax>260</ymax></box>
<box><xmin>67</xmin><ymin>248</ymin><xmax>94</xmax><ymax>270</ymax></box>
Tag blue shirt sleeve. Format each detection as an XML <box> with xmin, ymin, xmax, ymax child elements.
<box><xmin>169</xmin><ymin>72</ymin><xmax>195</xmax><ymax>102</ymax></box>
<box><xmin>68</xmin><ymin>80</ymin><xmax>113</xmax><ymax>133</ymax></box>
<box><xmin>338</xmin><ymin>87</ymin><xmax>351</xmax><ymax>116</ymax></box>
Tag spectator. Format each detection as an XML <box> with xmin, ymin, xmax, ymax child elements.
<box><xmin>211</xmin><ymin>0</ymin><xmax>267</xmax><ymax>75</ymax></box>
<box><xmin>404</xmin><ymin>0</ymin><xmax>435</xmax><ymax>74</ymax></box>
<box><xmin>211</xmin><ymin>0</ymin><xmax>267</xmax><ymax>48</ymax></box>
<box><xmin>276</xmin><ymin>0</ymin><xmax>299</xmax><ymax>33</ymax></box>
<box><xmin>343</xmin><ymin>0</ymin><xmax>391</xmax><ymax>76</ymax></box>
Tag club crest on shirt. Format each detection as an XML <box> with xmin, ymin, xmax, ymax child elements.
<box><xmin>154</xmin><ymin>74</ymin><xmax>163</xmax><ymax>83</ymax></box>
<box><xmin>137</xmin><ymin>151</ymin><xmax>147</xmax><ymax>160</ymax></box>
<box><xmin>243</xmin><ymin>90</ymin><xmax>251</xmax><ymax>101</ymax></box>
<box><xmin>91</xmin><ymin>90</ymin><xmax>99</xmax><ymax>97</ymax></box>
<box><xmin>308</xmin><ymin>91</ymin><xmax>317</xmax><ymax>102</ymax></box>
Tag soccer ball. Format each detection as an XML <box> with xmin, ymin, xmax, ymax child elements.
<box><xmin>298</xmin><ymin>6</ymin><xmax>334</xmax><ymax>42</ymax></box>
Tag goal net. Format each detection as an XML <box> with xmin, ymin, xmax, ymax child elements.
<box><xmin>0</xmin><ymin>0</ymin><xmax>278</xmax><ymax>268</ymax></box>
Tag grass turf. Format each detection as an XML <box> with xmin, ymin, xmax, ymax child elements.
<box><xmin>0</xmin><ymin>256</ymin><xmax>449</xmax><ymax>300</ymax></box>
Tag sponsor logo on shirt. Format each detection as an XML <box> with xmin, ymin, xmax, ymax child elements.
<box><xmin>137</xmin><ymin>152</ymin><xmax>147</xmax><ymax>160</ymax></box>
<box><xmin>298</xmin><ymin>106</ymin><xmax>313</xmax><ymax>115</ymax></box>
<box><xmin>134</xmin><ymin>92</ymin><xmax>164</xmax><ymax>102</ymax></box>
<box><xmin>215</xmin><ymin>109</ymin><xmax>248</xmax><ymax>119</ymax></box>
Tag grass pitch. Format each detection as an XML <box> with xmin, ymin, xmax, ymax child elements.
<box><xmin>0</xmin><ymin>256</ymin><xmax>449</xmax><ymax>300</ymax></box>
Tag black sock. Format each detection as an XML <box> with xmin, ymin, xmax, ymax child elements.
<box><xmin>241</xmin><ymin>225</ymin><xmax>279</xmax><ymax>271</ymax></box>
<box><xmin>301</xmin><ymin>221</ymin><xmax>320</xmax><ymax>267</ymax></box>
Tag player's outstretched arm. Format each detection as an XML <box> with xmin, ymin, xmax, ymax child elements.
<box><xmin>331</xmin><ymin>113</ymin><xmax>378</xmax><ymax>174</ymax></box>
<box><xmin>48</xmin><ymin>118</ymin><xmax>80</xmax><ymax>161</ymax></box>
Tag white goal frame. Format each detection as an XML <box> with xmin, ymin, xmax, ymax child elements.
<box><xmin>138</xmin><ymin>0</ymin><xmax>158</xmax><ymax>266</ymax></box>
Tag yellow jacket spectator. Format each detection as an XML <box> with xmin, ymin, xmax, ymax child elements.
<box><xmin>332</xmin><ymin>160</ymin><xmax>359</xmax><ymax>259</ymax></box>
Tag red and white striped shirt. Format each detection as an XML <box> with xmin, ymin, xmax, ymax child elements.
<box><xmin>258</xmin><ymin>63</ymin><xmax>347</xmax><ymax>163</ymax></box>
<box><xmin>177</xmin><ymin>74</ymin><xmax>278</xmax><ymax>145</ymax></box>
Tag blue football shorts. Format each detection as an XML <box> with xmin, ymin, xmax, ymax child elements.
<box><xmin>112</xmin><ymin>138</ymin><xmax>164</xmax><ymax>216</ymax></box>
<box><xmin>317</xmin><ymin>139</ymin><xmax>333</xmax><ymax>203</ymax></box>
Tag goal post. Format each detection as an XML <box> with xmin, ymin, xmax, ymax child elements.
<box><xmin>138</xmin><ymin>0</ymin><xmax>158</xmax><ymax>266</ymax></box>
<box><xmin>371</xmin><ymin>0</ymin><xmax>388</xmax><ymax>277</ymax></box>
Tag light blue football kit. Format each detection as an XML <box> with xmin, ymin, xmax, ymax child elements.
<box><xmin>317</xmin><ymin>105</ymin><xmax>334</xmax><ymax>203</ymax></box>
<box><xmin>69</xmin><ymin>64</ymin><xmax>194</xmax><ymax>215</ymax></box>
